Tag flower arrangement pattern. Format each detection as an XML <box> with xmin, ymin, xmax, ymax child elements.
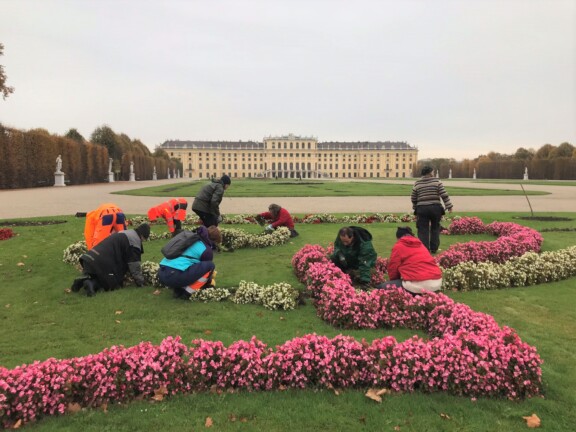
<box><xmin>3</xmin><ymin>218</ymin><xmax>553</xmax><ymax>427</ymax></box>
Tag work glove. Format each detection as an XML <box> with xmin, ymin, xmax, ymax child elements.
<box><xmin>266</xmin><ymin>224</ymin><xmax>274</xmax><ymax>231</ymax></box>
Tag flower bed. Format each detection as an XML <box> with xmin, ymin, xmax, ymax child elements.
<box><xmin>0</xmin><ymin>228</ymin><xmax>16</xmax><ymax>241</ymax></box>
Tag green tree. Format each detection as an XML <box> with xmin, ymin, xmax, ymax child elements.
<box><xmin>535</xmin><ymin>143</ymin><xmax>555</xmax><ymax>159</ymax></box>
<box><xmin>91</xmin><ymin>125</ymin><xmax>120</xmax><ymax>159</ymax></box>
<box><xmin>550</xmin><ymin>142</ymin><xmax>574</xmax><ymax>158</ymax></box>
<box><xmin>0</xmin><ymin>43</ymin><xmax>14</xmax><ymax>100</ymax></box>
<box><xmin>514</xmin><ymin>147</ymin><xmax>534</xmax><ymax>161</ymax></box>
<box><xmin>64</xmin><ymin>128</ymin><xmax>85</xmax><ymax>143</ymax></box>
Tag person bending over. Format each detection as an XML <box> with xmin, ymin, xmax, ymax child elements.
<box><xmin>84</xmin><ymin>203</ymin><xmax>126</xmax><ymax>250</ymax></box>
<box><xmin>71</xmin><ymin>223</ymin><xmax>150</xmax><ymax>297</ymax></box>
<box><xmin>158</xmin><ymin>226</ymin><xmax>222</xmax><ymax>300</ymax></box>
<box><xmin>192</xmin><ymin>175</ymin><xmax>231</xmax><ymax>227</ymax></box>
<box><xmin>148</xmin><ymin>198</ymin><xmax>186</xmax><ymax>236</ymax></box>
<box><xmin>330</xmin><ymin>226</ymin><xmax>377</xmax><ymax>289</ymax></box>
<box><xmin>380</xmin><ymin>226</ymin><xmax>442</xmax><ymax>294</ymax></box>
<box><xmin>256</xmin><ymin>203</ymin><xmax>299</xmax><ymax>237</ymax></box>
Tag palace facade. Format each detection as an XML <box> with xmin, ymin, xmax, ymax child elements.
<box><xmin>160</xmin><ymin>134</ymin><xmax>418</xmax><ymax>179</ymax></box>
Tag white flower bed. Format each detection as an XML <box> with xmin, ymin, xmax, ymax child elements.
<box><xmin>232</xmin><ymin>280</ymin><xmax>299</xmax><ymax>310</ymax></box>
<box><xmin>442</xmin><ymin>246</ymin><xmax>576</xmax><ymax>291</ymax></box>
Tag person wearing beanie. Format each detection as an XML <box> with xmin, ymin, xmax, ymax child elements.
<box><xmin>330</xmin><ymin>226</ymin><xmax>377</xmax><ymax>290</ymax></box>
<box><xmin>411</xmin><ymin>165</ymin><xmax>453</xmax><ymax>254</ymax></box>
<box><xmin>256</xmin><ymin>204</ymin><xmax>299</xmax><ymax>237</ymax></box>
<box><xmin>192</xmin><ymin>174</ymin><xmax>231</xmax><ymax>227</ymax></box>
<box><xmin>377</xmin><ymin>226</ymin><xmax>442</xmax><ymax>294</ymax></box>
<box><xmin>70</xmin><ymin>223</ymin><xmax>149</xmax><ymax>297</ymax></box>
<box><xmin>158</xmin><ymin>225</ymin><xmax>221</xmax><ymax>300</ymax></box>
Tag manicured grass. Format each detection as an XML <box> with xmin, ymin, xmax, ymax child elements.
<box><xmin>112</xmin><ymin>179</ymin><xmax>547</xmax><ymax>198</ymax></box>
<box><xmin>0</xmin><ymin>212</ymin><xmax>575</xmax><ymax>431</ymax></box>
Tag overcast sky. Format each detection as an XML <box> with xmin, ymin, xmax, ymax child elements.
<box><xmin>1</xmin><ymin>0</ymin><xmax>575</xmax><ymax>160</ymax></box>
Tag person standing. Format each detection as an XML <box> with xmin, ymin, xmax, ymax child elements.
<box><xmin>379</xmin><ymin>226</ymin><xmax>442</xmax><ymax>294</ymax></box>
<box><xmin>256</xmin><ymin>204</ymin><xmax>299</xmax><ymax>237</ymax></box>
<box><xmin>71</xmin><ymin>224</ymin><xmax>150</xmax><ymax>297</ymax></box>
<box><xmin>411</xmin><ymin>166</ymin><xmax>453</xmax><ymax>254</ymax></box>
<box><xmin>192</xmin><ymin>175</ymin><xmax>231</xmax><ymax>227</ymax></box>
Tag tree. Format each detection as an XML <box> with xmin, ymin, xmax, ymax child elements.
<box><xmin>64</xmin><ymin>128</ymin><xmax>85</xmax><ymax>144</ymax></box>
<box><xmin>534</xmin><ymin>143</ymin><xmax>555</xmax><ymax>159</ymax></box>
<box><xmin>0</xmin><ymin>43</ymin><xmax>15</xmax><ymax>100</ymax></box>
<box><xmin>91</xmin><ymin>125</ymin><xmax>120</xmax><ymax>160</ymax></box>
<box><xmin>550</xmin><ymin>142</ymin><xmax>574</xmax><ymax>159</ymax></box>
<box><xmin>514</xmin><ymin>147</ymin><xmax>534</xmax><ymax>161</ymax></box>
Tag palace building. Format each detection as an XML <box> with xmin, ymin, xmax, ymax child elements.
<box><xmin>160</xmin><ymin>134</ymin><xmax>418</xmax><ymax>179</ymax></box>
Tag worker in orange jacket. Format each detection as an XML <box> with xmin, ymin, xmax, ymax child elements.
<box><xmin>148</xmin><ymin>198</ymin><xmax>188</xmax><ymax>235</ymax></box>
<box><xmin>84</xmin><ymin>203</ymin><xmax>127</xmax><ymax>250</ymax></box>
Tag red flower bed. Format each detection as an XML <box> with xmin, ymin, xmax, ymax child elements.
<box><xmin>0</xmin><ymin>228</ymin><xmax>15</xmax><ymax>241</ymax></box>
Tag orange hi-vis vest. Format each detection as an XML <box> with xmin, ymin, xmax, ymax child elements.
<box><xmin>149</xmin><ymin>201</ymin><xmax>177</xmax><ymax>233</ymax></box>
<box><xmin>84</xmin><ymin>203</ymin><xmax>126</xmax><ymax>250</ymax></box>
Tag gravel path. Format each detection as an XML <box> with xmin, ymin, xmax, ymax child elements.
<box><xmin>1</xmin><ymin>179</ymin><xmax>575</xmax><ymax>219</ymax></box>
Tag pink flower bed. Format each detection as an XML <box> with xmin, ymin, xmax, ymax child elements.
<box><xmin>436</xmin><ymin>218</ymin><xmax>543</xmax><ymax>268</ymax></box>
<box><xmin>0</xmin><ymin>219</ymin><xmax>545</xmax><ymax>427</ymax></box>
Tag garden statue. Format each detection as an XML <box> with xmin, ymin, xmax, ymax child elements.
<box><xmin>523</xmin><ymin>167</ymin><xmax>529</xmax><ymax>180</ymax></box>
<box><xmin>108</xmin><ymin>158</ymin><xmax>113</xmax><ymax>173</ymax></box>
<box><xmin>449</xmin><ymin>168</ymin><xmax>452</xmax><ymax>179</ymax></box>
<box><xmin>473</xmin><ymin>168</ymin><xmax>477</xmax><ymax>179</ymax></box>
<box><xmin>55</xmin><ymin>155</ymin><xmax>62</xmax><ymax>173</ymax></box>
<box><xmin>130</xmin><ymin>161</ymin><xmax>134</xmax><ymax>174</ymax></box>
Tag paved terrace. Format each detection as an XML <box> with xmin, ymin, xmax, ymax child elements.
<box><xmin>0</xmin><ymin>179</ymin><xmax>575</xmax><ymax>219</ymax></box>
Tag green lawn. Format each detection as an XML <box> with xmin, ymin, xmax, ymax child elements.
<box><xmin>0</xmin><ymin>212</ymin><xmax>575</xmax><ymax>431</ymax></box>
<box><xmin>112</xmin><ymin>179</ymin><xmax>548</xmax><ymax>198</ymax></box>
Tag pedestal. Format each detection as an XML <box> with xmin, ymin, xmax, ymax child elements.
<box><xmin>523</xmin><ymin>174</ymin><xmax>529</xmax><ymax>181</ymax></box>
<box><xmin>153</xmin><ymin>173</ymin><xmax>157</xmax><ymax>180</ymax></box>
<box><xmin>108</xmin><ymin>172</ymin><xmax>115</xmax><ymax>182</ymax></box>
<box><xmin>129</xmin><ymin>173</ymin><xmax>136</xmax><ymax>182</ymax></box>
<box><xmin>54</xmin><ymin>172</ymin><xmax>66</xmax><ymax>187</ymax></box>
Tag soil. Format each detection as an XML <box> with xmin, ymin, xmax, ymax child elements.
<box><xmin>0</xmin><ymin>220</ymin><xmax>68</xmax><ymax>227</ymax></box>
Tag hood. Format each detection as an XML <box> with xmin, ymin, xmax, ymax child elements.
<box><xmin>398</xmin><ymin>235</ymin><xmax>422</xmax><ymax>248</ymax></box>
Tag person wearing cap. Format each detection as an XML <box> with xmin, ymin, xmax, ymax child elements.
<box><xmin>256</xmin><ymin>204</ymin><xmax>299</xmax><ymax>237</ymax></box>
<box><xmin>192</xmin><ymin>175</ymin><xmax>231</xmax><ymax>227</ymax></box>
<box><xmin>148</xmin><ymin>198</ymin><xmax>187</xmax><ymax>236</ymax></box>
<box><xmin>158</xmin><ymin>225</ymin><xmax>221</xmax><ymax>300</ymax></box>
<box><xmin>411</xmin><ymin>165</ymin><xmax>453</xmax><ymax>254</ymax></box>
<box><xmin>330</xmin><ymin>226</ymin><xmax>377</xmax><ymax>289</ymax></box>
<box><xmin>84</xmin><ymin>203</ymin><xmax>126</xmax><ymax>250</ymax></box>
<box><xmin>70</xmin><ymin>223</ymin><xmax>150</xmax><ymax>297</ymax></box>
<box><xmin>378</xmin><ymin>226</ymin><xmax>442</xmax><ymax>294</ymax></box>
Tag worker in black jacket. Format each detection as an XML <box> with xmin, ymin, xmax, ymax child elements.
<box><xmin>71</xmin><ymin>224</ymin><xmax>150</xmax><ymax>297</ymax></box>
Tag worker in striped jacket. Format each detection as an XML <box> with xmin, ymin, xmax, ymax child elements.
<box><xmin>410</xmin><ymin>166</ymin><xmax>453</xmax><ymax>254</ymax></box>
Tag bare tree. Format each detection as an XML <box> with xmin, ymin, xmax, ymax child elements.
<box><xmin>0</xmin><ymin>43</ymin><xmax>15</xmax><ymax>100</ymax></box>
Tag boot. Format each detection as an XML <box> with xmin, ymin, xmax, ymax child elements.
<box><xmin>71</xmin><ymin>275</ymin><xmax>89</xmax><ymax>292</ymax></box>
<box><xmin>83</xmin><ymin>279</ymin><xmax>98</xmax><ymax>297</ymax></box>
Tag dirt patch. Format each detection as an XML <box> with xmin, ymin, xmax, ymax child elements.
<box><xmin>0</xmin><ymin>220</ymin><xmax>68</xmax><ymax>227</ymax></box>
<box><xmin>514</xmin><ymin>216</ymin><xmax>572</xmax><ymax>222</ymax></box>
<box><xmin>271</xmin><ymin>182</ymin><xmax>325</xmax><ymax>185</ymax></box>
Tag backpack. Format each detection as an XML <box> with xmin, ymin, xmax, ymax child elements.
<box><xmin>161</xmin><ymin>230</ymin><xmax>200</xmax><ymax>259</ymax></box>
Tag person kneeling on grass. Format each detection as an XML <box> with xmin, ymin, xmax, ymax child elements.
<box><xmin>330</xmin><ymin>226</ymin><xmax>377</xmax><ymax>290</ymax></box>
<box><xmin>378</xmin><ymin>226</ymin><xmax>442</xmax><ymax>294</ymax></box>
<box><xmin>158</xmin><ymin>225</ymin><xmax>222</xmax><ymax>300</ymax></box>
<box><xmin>71</xmin><ymin>223</ymin><xmax>150</xmax><ymax>297</ymax></box>
<box><xmin>256</xmin><ymin>203</ymin><xmax>299</xmax><ymax>237</ymax></box>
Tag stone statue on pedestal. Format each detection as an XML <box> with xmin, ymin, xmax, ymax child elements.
<box><xmin>55</xmin><ymin>155</ymin><xmax>63</xmax><ymax>173</ymax></box>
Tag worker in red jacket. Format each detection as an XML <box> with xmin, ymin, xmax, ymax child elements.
<box><xmin>380</xmin><ymin>226</ymin><xmax>442</xmax><ymax>294</ymax></box>
<box><xmin>148</xmin><ymin>198</ymin><xmax>186</xmax><ymax>235</ymax></box>
<box><xmin>256</xmin><ymin>203</ymin><xmax>299</xmax><ymax>238</ymax></box>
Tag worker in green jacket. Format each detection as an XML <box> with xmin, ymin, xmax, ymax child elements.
<box><xmin>330</xmin><ymin>226</ymin><xmax>377</xmax><ymax>289</ymax></box>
